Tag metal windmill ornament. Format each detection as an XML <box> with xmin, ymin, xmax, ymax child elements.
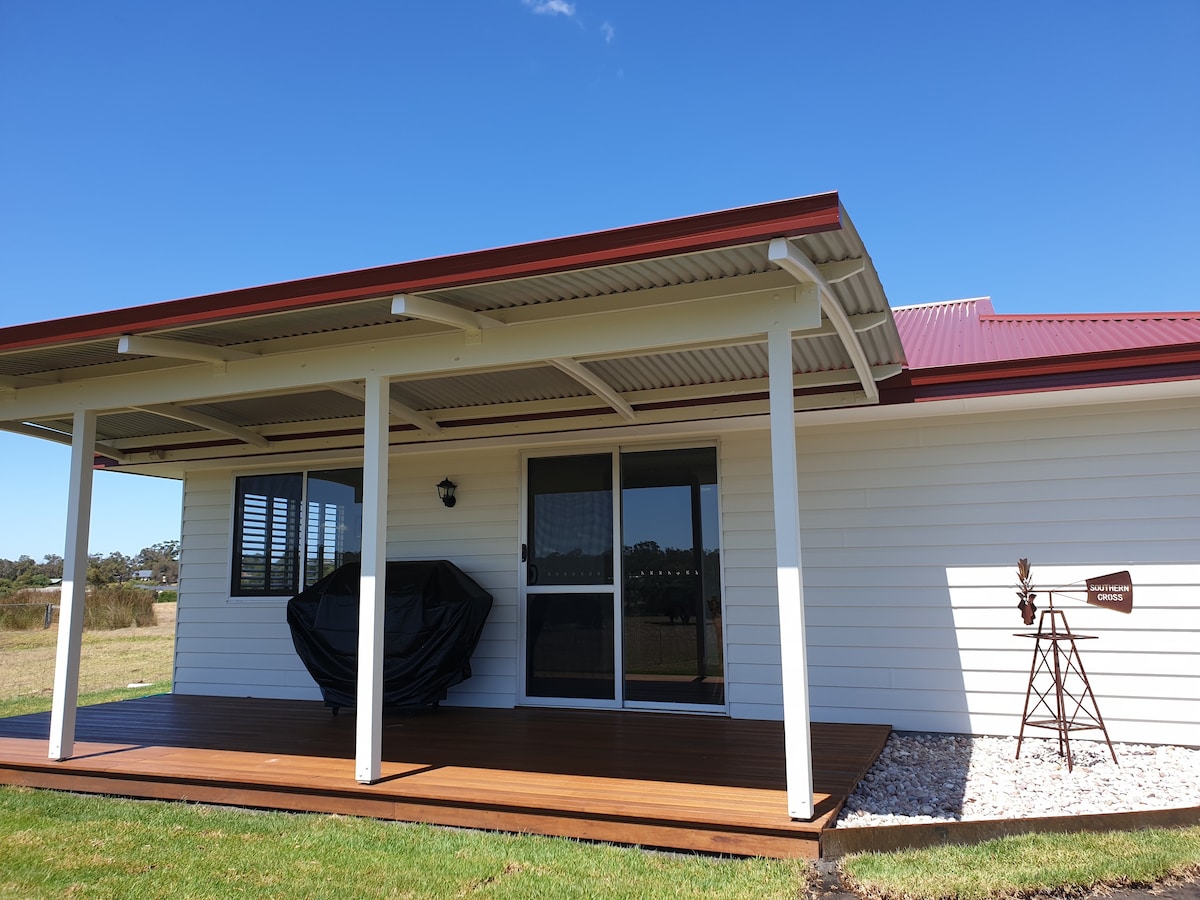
<box><xmin>1012</xmin><ymin>558</ymin><xmax>1132</xmax><ymax>770</ymax></box>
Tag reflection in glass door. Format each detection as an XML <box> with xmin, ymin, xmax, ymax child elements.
<box><xmin>621</xmin><ymin>448</ymin><xmax>723</xmax><ymax>706</ymax></box>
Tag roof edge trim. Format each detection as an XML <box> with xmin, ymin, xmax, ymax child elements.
<box><xmin>0</xmin><ymin>192</ymin><xmax>842</xmax><ymax>353</ymax></box>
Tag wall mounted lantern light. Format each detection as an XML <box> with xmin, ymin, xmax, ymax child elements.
<box><xmin>437</xmin><ymin>477</ymin><xmax>457</xmax><ymax>508</ymax></box>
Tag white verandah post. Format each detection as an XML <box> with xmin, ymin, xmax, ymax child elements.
<box><xmin>767</xmin><ymin>327</ymin><xmax>814</xmax><ymax>820</ymax></box>
<box><xmin>355</xmin><ymin>374</ymin><xmax>390</xmax><ymax>783</ymax></box>
<box><xmin>48</xmin><ymin>408</ymin><xmax>97</xmax><ymax>761</ymax></box>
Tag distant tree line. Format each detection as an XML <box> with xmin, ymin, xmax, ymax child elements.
<box><xmin>0</xmin><ymin>540</ymin><xmax>179</xmax><ymax>599</ymax></box>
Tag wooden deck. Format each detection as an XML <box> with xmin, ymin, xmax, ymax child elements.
<box><xmin>0</xmin><ymin>696</ymin><xmax>889</xmax><ymax>858</ymax></box>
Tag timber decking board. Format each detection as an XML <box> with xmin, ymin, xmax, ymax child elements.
<box><xmin>0</xmin><ymin>696</ymin><xmax>889</xmax><ymax>858</ymax></box>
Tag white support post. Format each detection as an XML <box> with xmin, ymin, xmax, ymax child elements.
<box><xmin>767</xmin><ymin>328</ymin><xmax>814</xmax><ymax>820</ymax></box>
<box><xmin>355</xmin><ymin>374</ymin><xmax>390</xmax><ymax>783</ymax></box>
<box><xmin>48</xmin><ymin>409</ymin><xmax>97</xmax><ymax>761</ymax></box>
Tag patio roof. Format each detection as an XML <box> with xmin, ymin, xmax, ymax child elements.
<box><xmin>0</xmin><ymin>192</ymin><xmax>906</xmax><ymax>473</ymax></box>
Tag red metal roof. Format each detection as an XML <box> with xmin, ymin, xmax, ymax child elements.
<box><xmin>895</xmin><ymin>298</ymin><xmax>1200</xmax><ymax>369</ymax></box>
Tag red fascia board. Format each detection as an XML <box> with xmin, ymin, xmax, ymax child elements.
<box><xmin>0</xmin><ymin>193</ymin><xmax>842</xmax><ymax>352</ymax></box>
<box><xmin>886</xmin><ymin>359</ymin><xmax>1200</xmax><ymax>404</ymax></box>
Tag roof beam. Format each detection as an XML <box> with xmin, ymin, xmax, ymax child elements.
<box><xmin>0</xmin><ymin>420</ymin><xmax>129</xmax><ymax>461</ymax></box>
<box><xmin>548</xmin><ymin>358</ymin><xmax>637</xmax><ymax>422</ymax></box>
<box><xmin>768</xmin><ymin>238</ymin><xmax>879</xmax><ymax>404</ymax></box>
<box><xmin>2</xmin><ymin>290</ymin><xmax>820</xmax><ymax>419</ymax></box>
<box><xmin>118</xmin><ymin>334</ymin><xmax>259</xmax><ymax>364</ymax></box>
<box><xmin>392</xmin><ymin>295</ymin><xmax>507</xmax><ymax>334</ymax></box>
<box><xmin>134</xmin><ymin>403</ymin><xmax>272</xmax><ymax>449</ymax></box>
<box><xmin>325</xmin><ymin>382</ymin><xmax>443</xmax><ymax>434</ymax></box>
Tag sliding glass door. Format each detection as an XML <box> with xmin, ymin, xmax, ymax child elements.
<box><xmin>522</xmin><ymin>447</ymin><xmax>724</xmax><ymax>709</ymax></box>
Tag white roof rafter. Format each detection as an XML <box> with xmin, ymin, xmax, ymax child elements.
<box><xmin>118</xmin><ymin>334</ymin><xmax>259</xmax><ymax>364</ymax></box>
<box><xmin>392</xmin><ymin>295</ymin><xmax>507</xmax><ymax>342</ymax></box>
<box><xmin>133</xmin><ymin>403</ymin><xmax>272</xmax><ymax>449</ymax></box>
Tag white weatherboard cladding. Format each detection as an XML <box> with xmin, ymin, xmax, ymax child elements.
<box><xmin>172</xmin><ymin>450</ymin><xmax>521</xmax><ymax>706</ymax></box>
<box><xmin>172</xmin><ymin>393</ymin><xmax>1200</xmax><ymax>747</ymax></box>
<box><xmin>720</xmin><ymin>396</ymin><xmax>1200</xmax><ymax>746</ymax></box>
<box><xmin>802</xmin><ymin>398</ymin><xmax>1200</xmax><ymax>745</ymax></box>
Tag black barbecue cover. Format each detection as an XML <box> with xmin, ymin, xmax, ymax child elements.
<box><xmin>286</xmin><ymin>560</ymin><xmax>493</xmax><ymax>709</ymax></box>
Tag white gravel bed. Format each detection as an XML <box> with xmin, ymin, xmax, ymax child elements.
<box><xmin>836</xmin><ymin>732</ymin><xmax>1200</xmax><ymax>828</ymax></box>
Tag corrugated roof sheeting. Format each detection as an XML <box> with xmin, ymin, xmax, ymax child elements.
<box><xmin>29</xmin><ymin>410</ymin><xmax>207</xmax><ymax>442</ymax></box>
<box><xmin>422</xmin><ymin>244</ymin><xmax>775</xmax><ymax>311</ymax></box>
<box><xmin>391</xmin><ymin>366</ymin><xmax>589</xmax><ymax>412</ymax></box>
<box><xmin>0</xmin><ymin>339</ymin><xmax>123</xmax><ymax>377</ymax></box>
<box><xmin>896</xmin><ymin>299</ymin><xmax>1200</xmax><ymax>368</ymax></box>
<box><xmin>189</xmin><ymin>390</ymin><xmax>363</xmax><ymax>428</ymax></box>
<box><xmin>160</xmin><ymin>297</ymin><xmax>398</xmax><ymax>348</ymax></box>
<box><xmin>588</xmin><ymin>344</ymin><xmax>770</xmax><ymax>392</ymax></box>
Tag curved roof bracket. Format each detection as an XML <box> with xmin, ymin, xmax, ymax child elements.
<box><xmin>548</xmin><ymin>357</ymin><xmax>638</xmax><ymax>422</ymax></box>
<box><xmin>767</xmin><ymin>238</ymin><xmax>879</xmax><ymax>404</ymax></box>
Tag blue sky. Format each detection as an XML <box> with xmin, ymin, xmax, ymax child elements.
<box><xmin>0</xmin><ymin>1</ymin><xmax>1196</xmax><ymax>560</ymax></box>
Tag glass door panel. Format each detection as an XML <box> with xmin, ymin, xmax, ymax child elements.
<box><xmin>620</xmin><ymin>448</ymin><xmax>724</xmax><ymax>706</ymax></box>
<box><xmin>525</xmin><ymin>592</ymin><xmax>615</xmax><ymax>700</ymax></box>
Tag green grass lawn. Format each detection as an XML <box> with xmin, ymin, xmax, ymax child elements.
<box><xmin>0</xmin><ymin>786</ymin><xmax>808</xmax><ymax>900</ymax></box>
<box><xmin>842</xmin><ymin>827</ymin><xmax>1200</xmax><ymax>900</ymax></box>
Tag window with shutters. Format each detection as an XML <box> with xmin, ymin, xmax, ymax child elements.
<box><xmin>231</xmin><ymin>468</ymin><xmax>363</xmax><ymax>597</ymax></box>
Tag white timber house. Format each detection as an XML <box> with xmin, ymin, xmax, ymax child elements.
<box><xmin>1</xmin><ymin>193</ymin><xmax>1197</xmax><ymax>821</ymax></box>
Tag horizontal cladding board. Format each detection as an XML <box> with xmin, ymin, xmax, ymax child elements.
<box><xmin>175</xmin><ymin>683</ymin><xmax>322</xmax><ymax>702</ymax></box>
<box><xmin>725</xmin><ymin>644</ymin><xmax>782</xmax><ymax>666</ymax></box>
<box><xmin>175</xmin><ymin>636</ymin><xmax>299</xmax><ymax>655</ymax></box>
<box><xmin>729</xmin><ymin>682</ymin><xmax>783</xmax><ymax>706</ymax></box>
<box><xmin>173</xmin><ymin>667</ymin><xmax>315</xmax><ymax>688</ymax></box>
<box><xmin>728</xmin><ymin>702</ymin><xmax>784</xmax><ymax>722</ymax></box>
<box><xmin>446</xmin><ymin>675</ymin><xmax>516</xmax><ymax>697</ymax></box>
<box><xmin>800</xmin><ymin>520</ymin><xmax>1198</xmax><ymax>551</ymax></box>
<box><xmin>946</xmin><ymin>565</ymin><xmax>1200</xmax><ymax>588</ymax></box>
<box><xmin>796</xmin><ymin>544</ymin><xmax>1200</xmax><ymax>568</ymax></box>
<box><xmin>442</xmin><ymin>693</ymin><xmax>515</xmax><ymax>709</ymax></box>
<box><xmin>175</xmin><ymin>651</ymin><xmax>309</xmax><ymax>672</ymax></box>
<box><xmin>800</xmin><ymin>493</ymin><xmax>1199</xmax><ymax>530</ymax></box>
<box><xmin>726</xmin><ymin>662</ymin><xmax>781</xmax><ymax>685</ymax></box>
<box><xmin>797</xmin><ymin>451</ymin><xmax>1199</xmax><ymax>495</ymax></box>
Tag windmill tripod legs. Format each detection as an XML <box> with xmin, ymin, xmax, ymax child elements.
<box><xmin>1015</xmin><ymin>610</ymin><xmax>1117</xmax><ymax>772</ymax></box>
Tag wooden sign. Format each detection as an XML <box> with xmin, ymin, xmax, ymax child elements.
<box><xmin>1086</xmin><ymin>571</ymin><xmax>1133</xmax><ymax>614</ymax></box>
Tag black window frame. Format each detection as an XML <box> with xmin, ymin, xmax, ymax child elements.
<box><xmin>231</xmin><ymin>468</ymin><xmax>363</xmax><ymax>598</ymax></box>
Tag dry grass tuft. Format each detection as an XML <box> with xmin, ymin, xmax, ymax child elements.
<box><xmin>83</xmin><ymin>585</ymin><xmax>157</xmax><ymax>630</ymax></box>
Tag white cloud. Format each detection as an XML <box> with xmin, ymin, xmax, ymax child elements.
<box><xmin>601</xmin><ymin>20</ymin><xmax>614</xmax><ymax>43</ymax></box>
<box><xmin>523</xmin><ymin>0</ymin><xmax>576</xmax><ymax>15</ymax></box>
